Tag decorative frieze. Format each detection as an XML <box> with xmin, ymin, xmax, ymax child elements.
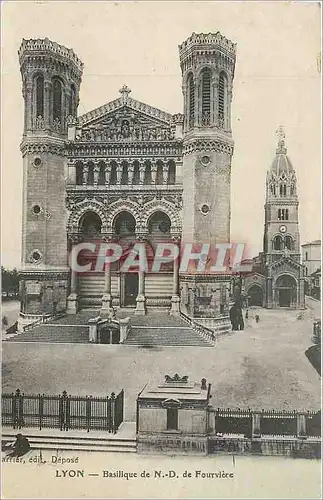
<box><xmin>66</xmin><ymin>142</ymin><xmax>183</xmax><ymax>158</ymax></box>
<box><xmin>21</xmin><ymin>141</ymin><xmax>66</xmax><ymax>156</ymax></box>
<box><xmin>183</xmin><ymin>138</ymin><xmax>234</xmax><ymax>156</ymax></box>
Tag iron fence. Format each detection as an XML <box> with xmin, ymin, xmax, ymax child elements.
<box><xmin>260</xmin><ymin>410</ymin><xmax>298</xmax><ymax>436</ymax></box>
<box><xmin>214</xmin><ymin>408</ymin><xmax>252</xmax><ymax>437</ymax></box>
<box><xmin>306</xmin><ymin>411</ymin><xmax>321</xmax><ymax>437</ymax></box>
<box><xmin>2</xmin><ymin>389</ymin><xmax>124</xmax><ymax>433</ymax></box>
<box><xmin>212</xmin><ymin>408</ymin><xmax>320</xmax><ymax>438</ymax></box>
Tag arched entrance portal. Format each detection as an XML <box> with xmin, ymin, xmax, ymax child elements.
<box><xmin>248</xmin><ymin>285</ymin><xmax>263</xmax><ymax>307</ymax></box>
<box><xmin>275</xmin><ymin>274</ymin><xmax>297</xmax><ymax>308</ymax></box>
<box><xmin>113</xmin><ymin>211</ymin><xmax>137</xmax><ymax>307</ymax></box>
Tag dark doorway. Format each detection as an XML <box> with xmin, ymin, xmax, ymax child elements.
<box><xmin>248</xmin><ymin>285</ymin><xmax>263</xmax><ymax>307</ymax></box>
<box><xmin>99</xmin><ymin>325</ymin><xmax>120</xmax><ymax>344</ymax></box>
<box><xmin>124</xmin><ymin>273</ymin><xmax>138</xmax><ymax>306</ymax></box>
<box><xmin>279</xmin><ymin>289</ymin><xmax>291</xmax><ymax>307</ymax></box>
<box><xmin>166</xmin><ymin>408</ymin><xmax>178</xmax><ymax>430</ymax></box>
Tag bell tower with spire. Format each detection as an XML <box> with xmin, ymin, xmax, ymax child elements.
<box><xmin>263</xmin><ymin>127</ymin><xmax>301</xmax><ymax>266</ymax></box>
<box><xmin>262</xmin><ymin>128</ymin><xmax>305</xmax><ymax>309</ymax></box>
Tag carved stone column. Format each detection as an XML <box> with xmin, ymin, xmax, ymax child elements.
<box><xmin>93</xmin><ymin>163</ymin><xmax>99</xmax><ymax>186</ymax></box>
<box><xmin>135</xmin><ymin>270</ymin><xmax>146</xmax><ymax>315</ymax></box>
<box><xmin>128</xmin><ymin>164</ymin><xmax>134</xmax><ymax>186</ymax></box>
<box><xmin>151</xmin><ymin>164</ymin><xmax>157</xmax><ymax>185</ymax></box>
<box><xmin>25</xmin><ymin>80</ymin><xmax>33</xmax><ymax>131</ymax></box>
<box><xmin>116</xmin><ymin>161</ymin><xmax>122</xmax><ymax>185</ymax></box>
<box><xmin>43</xmin><ymin>78</ymin><xmax>52</xmax><ymax>131</ymax></box>
<box><xmin>170</xmin><ymin>238</ymin><xmax>180</xmax><ymax>316</ymax></box>
<box><xmin>162</xmin><ymin>163</ymin><xmax>168</xmax><ymax>185</ymax></box>
<box><xmin>139</xmin><ymin>162</ymin><xmax>145</xmax><ymax>185</ymax></box>
<box><xmin>100</xmin><ymin>263</ymin><xmax>114</xmax><ymax>317</ymax></box>
<box><xmin>83</xmin><ymin>164</ymin><xmax>89</xmax><ymax>186</ymax></box>
<box><xmin>67</xmin><ymin>246</ymin><xmax>78</xmax><ymax>314</ymax></box>
<box><xmin>67</xmin><ymin>160</ymin><xmax>76</xmax><ymax>186</ymax></box>
<box><xmin>105</xmin><ymin>164</ymin><xmax>111</xmax><ymax>185</ymax></box>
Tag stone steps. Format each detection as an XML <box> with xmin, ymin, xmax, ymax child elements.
<box><xmin>4</xmin><ymin>325</ymin><xmax>89</xmax><ymax>343</ymax></box>
<box><xmin>123</xmin><ymin>327</ymin><xmax>212</xmax><ymax>347</ymax></box>
<box><xmin>4</xmin><ymin>310</ymin><xmax>212</xmax><ymax>347</ymax></box>
<box><xmin>2</xmin><ymin>432</ymin><xmax>136</xmax><ymax>454</ymax></box>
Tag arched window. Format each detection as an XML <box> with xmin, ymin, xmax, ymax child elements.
<box><xmin>201</xmin><ymin>68</ymin><xmax>211</xmax><ymax>126</ymax></box>
<box><xmin>114</xmin><ymin>212</ymin><xmax>136</xmax><ymax>237</ymax></box>
<box><xmin>87</xmin><ymin>163</ymin><xmax>94</xmax><ymax>185</ymax></box>
<box><xmin>218</xmin><ymin>72</ymin><xmax>228</xmax><ymax>128</ymax></box>
<box><xmin>285</xmin><ymin>236</ymin><xmax>293</xmax><ymax>250</ymax></box>
<box><xmin>69</xmin><ymin>84</ymin><xmax>76</xmax><ymax>117</ymax></box>
<box><xmin>280</xmin><ymin>184</ymin><xmax>287</xmax><ymax>196</ymax></box>
<box><xmin>156</xmin><ymin>162</ymin><xmax>163</xmax><ymax>185</ymax></box>
<box><xmin>278</xmin><ymin>208</ymin><xmax>289</xmax><ymax>221</ymax></box>
<box><xmin>187</xmin><ymin>74</ymin><xmax>194</xmax><ymax>129</ymax></box>
<box><xmin>98</xmin><ymin>162</ymin><xmax>105</xmax><ymax>185</ymax></box>
<box><xmin>35</xmin><ymin>75</ymin><xmax>44</xmax><ymax>118</ymax></box>
<box><xmin>75</xmin><ymin>163</ymin><xmax>84</xmax><ymax>185</ymax></box>
<box><xmin>110</xmin><ymin>163</ymin><xmax>117</xmax><ymax>185</ymax></box>
<box><xmin>167</xmin><ymin>161</ymin><xmax>176</xmax><ymax>185</ymax></box>
<box><xmin>121</xmin><ymin>162</ymin><xmax>128</xmax><ymax>185</ymax></box>
<box><xmin>132</xmin><ymin>161</ymin><xmax>140</xmax><ymax>185</ymax></box>
<box><xmin>80</xmin><ymin>211</ymin><xmax>102</xmax><ymax>235</ymax></box>
<box><xmin>52</xmin><ymin>78</ymin><xmax>62</xmax><ymax>122</ymax></box>
<box><xmin>148</xmin><ymin>212</ymin><xmax>171</xmax><ymax>235</ymax></box>
<box><xmin>144</xmin><ymin>162</ymin><xmax>152</xmax><ymax>184</ymax></box>
<box><xmin>273</xmin><ymin>236</ymin><xmax>283</xmax><ymax>250</ymax></box>
<box><xmin>270</xmin><ymin>184</ymin><xmax>276</xmax><ymax>195</ymax></box>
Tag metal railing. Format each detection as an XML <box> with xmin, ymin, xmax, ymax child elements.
<box><xmin>180</xmin><ymin>311</ymin><xmax>216</xmax><ymax>345</ymax></box>
<box><xmin>2</xmin><ymin>388</ymin><xmax>124</xmax><ymax>434</ymax></box>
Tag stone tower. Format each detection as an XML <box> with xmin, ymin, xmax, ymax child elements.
<box><xmin>263</xmin><ymin>133</ymin><xmax>301</xmax><ymax>266</ymax></box>
<box><xmin>262</xmin><ymin>130</ymin><xmax>304</xmax><ymax>308</ymax></box>
<box><xmin>18</xmin><ymin>38</ymin><xmax>83</xmax><ymax>329</ymax></box>
<box><xmin>178</xmin><ymin>32</ymin><xmax>236</xmax><ymax>320</ymax></box>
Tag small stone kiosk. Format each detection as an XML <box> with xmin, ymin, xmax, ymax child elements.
<box><xmin>136</xmin><ymin>374</ymin><xmax>211</xmax><ymax>455</ymax></box>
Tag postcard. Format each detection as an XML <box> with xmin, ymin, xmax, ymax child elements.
<box><xmin>1</xmin><ymin>1</ymin><xmax>321</xmax><ymax>499</ymax></box>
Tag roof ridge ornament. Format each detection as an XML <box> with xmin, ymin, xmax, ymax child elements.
<box><xmin>119</xmin><ymin>84</ymin><xmax>131</xmax><ymax>103</ymax></box>
<box><xmin>275</xmin><ymin>125</ymin><xmax>287</xmax><ymax>154</ymax></box>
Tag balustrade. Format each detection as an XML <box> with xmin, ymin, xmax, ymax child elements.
<box><xmin>69</xmin><ymin>160</ymin><xmax>178</xmax><ymax>187</ymax></box>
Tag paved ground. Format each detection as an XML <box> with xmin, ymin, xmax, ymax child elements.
<box><xmin>2</xmin><ymin>303</ymin><xmax>321</xmax><ymax>420</ymax></box>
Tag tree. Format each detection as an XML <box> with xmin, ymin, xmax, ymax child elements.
<box><xmin>1</xmin><ymin>267</ymin><xmax>20</xmax><ymax>298</ymax></box>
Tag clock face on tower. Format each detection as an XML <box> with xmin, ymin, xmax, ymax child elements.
<box><xmin>279</xmin><ymin>225</ymin><xmax>287</xmax><ymax>233</ymax></box>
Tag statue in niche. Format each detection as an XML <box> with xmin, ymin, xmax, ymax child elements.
<box><xmin>121</xmin><ymin>119</ymin><xmax>130</xmax><ymax>139</ymax></box>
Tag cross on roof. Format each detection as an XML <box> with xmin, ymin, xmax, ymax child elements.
<box><xmin>119</xmin><ymin>84</ymin><xmax>131</xmax><ymax>100</ymax></box>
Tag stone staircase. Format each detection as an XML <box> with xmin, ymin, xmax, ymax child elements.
<box><xmin>2</xmin><ymin>423</ymin><xmax>137</xmax><ymax>453</ymax></box>
<box><xmin>4</xmin><ymin>310</ymin><xmax>214</xmax><ymax>347</ymax></box>
<box><xmin>4</xmin><ymin>324</ymin><xmax>89</xmax><ymax>343</ymax></box>
<box><xmin>123</xmin><ymin>326</ymin><xmax>212</xmax><ymax>347</ymax></box>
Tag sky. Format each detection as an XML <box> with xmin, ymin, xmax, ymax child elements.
<box><xmin>1</xmin><ymin>1</ymin><xmax>321</xmax><ymax>268</ymax></box>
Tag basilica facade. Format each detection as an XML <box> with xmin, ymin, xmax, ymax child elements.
<box><xmin>18</xmin><ymin>33</ymin><xmax>237</xmax><ymax>328</ymax></box>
